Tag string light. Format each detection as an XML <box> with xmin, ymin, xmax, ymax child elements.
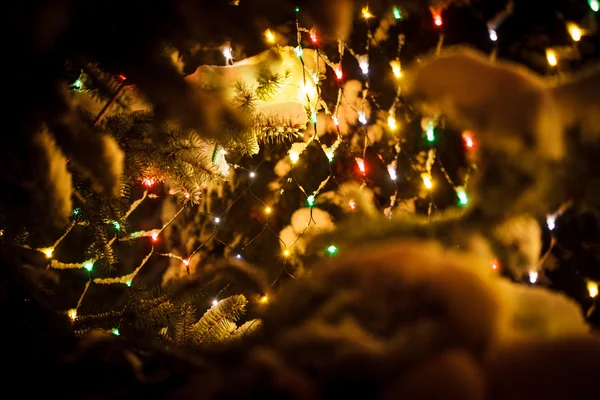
<box><xmin>295</xmin><ymin>45</ymin><xmax>303</xmax><ymax>58</ymax></box>
<box><xmin>356</xmin><ymin>158</ymin><xmax>366</xmax><ymax>174</ymax></box>
<box><xmin>68</xmin><ymin>309</ymin><xmax>77</xmax><ymax>321</ymax></box>
<box><xmin>361</xmin><ymin>6</ymin><xmax>374</xmax><ymax>20</ymax></box>
<box><xmin>456</xmin><ymin>187</ymin><xmax>469</xmax><ymax>206</ymax></box>
<box><xmin>462</xmin><ymin>131</ymin><xmax>474</xmax><ymax>148</ymax></box>
<box><xmin>215</xmin><ymin>217</ymin><xmax>221</xmax><ymax>224</ymax></box>
<box><xmin>249</xmin><ymin>171</ymin><xmax>256</xmax><ymax>178</ymax></box>
<box><xmin>260</xmin><ymin>295</ymin><xmax>269</xmax><ymax>303</ymax></box>
<box><xmin>42</xmin><ymin>247</ymin><xmax>54</xmax><ymax>258</ymax></box>
<box><xmin>151</xmin><ymin>232</ymin><xmax>159</xmax><ymax>242</ymax></box>
<box><xmin>358</xmin><ymin>112</ymin><xmax>367</xmax><ymax>125</ymax></box>
<box><xmin>212</xmin><ymin>299</ymin><xmax>219</xmax><ymax>306</ymax></box>
<box><xmin>590</xmin><ymin>0</ymin><xmax>599</xmax><ymax>12</ymax></box>
<box><xmin>332</xmin><ymin>115</ymin><xmax>339</xmax><ymax>126</ymax></box>
<box><xmin>111</xmin><ymin>328</ymin><xmax>120</xmax><ymax>336</ymax></box>
<box><xmin>73</xmin><ymin>78</ymin><xmax>83</xmax><ymax>89</ymax></box>
<box><xmin>113</xmin><ymin>221</ymin><xmax>121</xmax><ymax>231</ymax></box>
<box><xmin>283</xmin><ymin>249</ymin><xmax>290</xmax><ymax>257</ymax></box>
<box><xmin>588</xmin><ymin>281</ymin><xmax>598</xmax><ymax>298</ymax></box>
<box><xmin>307</xmin><ymin>195</ymin><xmax>315</xmax><ymax>207</ymax></box>
<box><xmin>567</xmin><ymin>23</ymin><xmax>582</xmax><ymax>42</ymax></box>
<box><xmin>393</xmin><ymin>6</ymin><xmax>402</xmax><ymax>20</ymax></box>
<box><xmin>492</xmin><ymin>259</ymin><xmax>499</xmax><ymax>270</ymax></box>
<box><xmin>72</xmin><ymin>208</ymin><xmax>81</xmax><ymax>216</ymax></box>
<box><xmin>311</xmin><ymin>111</ymin><xmax>317</xmax><ymax>124</ymax></box>
<box><xmin>83</xmin><ymin>261</ymin><xmax>94</xmax><ymax>272</ymax></box>
<box><xmin>334</xmin><ymin>65</ymin><xmax>343</xmax><ymax>80</ymax></box>
<box><xmin>529</xmin><ymin>270</ymin><xmax>538</xmax><ymax>284</ymax></box>
<box><xmin>265</xmin><ymin>206</ymin><xmax>272</xmax><ymax>215</ymax></box>
<box><xmin>183</xmin><ymin>259</ymin><xmax>190</xmax><ymax>266</ymax></box>
<box><xmin>390</xmin><ymin>60</ymin><xmax>402</xmax><ymax>78</ymax></box>
<box><xmin>310</xmin><ymin>30</ymin><xmax>318</xmax><ymax>43</ymax></box>
<box><xmin>327</xmin><ymin>245</ymin><xmax>338</xmax><ymax>255</ymax></box>
<box><xmin>236</xmin><ymin>254</ymin><xmax>242</xmax><ymax>259</ymax></box>
<box><xmin>265</xmin><ymin>29</ymin><xmax>276</xmax><ymax>44</ymax></box>
<box><xmin>324</xmin><ymin>148</ymin><xmax>335</xmax><ymax>162</ymax></box>
<box><xmin>422</xmin><ymin>173</ymin><xmax>433</xmax><ymax>190</ymax></box>
<box><xmin>546</xmin><ymin>49</ymin><xmax>558</xmax><ymax>67</ymax></box>
<box><xmin>126</xmin><ymin>280</ymin><xmax>132</xmax><ymax>287</ymax></box>
<box><xmin>489</xmin><ymin>28</ymin><xmax>498</xmax><ymax>42</ymax></box>
<box><xmin>387</xmin><ymin>116</ymin><xmax>397</xmax><ymax>131</ymax></box>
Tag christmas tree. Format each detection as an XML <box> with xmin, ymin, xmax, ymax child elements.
<box><xmin>3</xmin><ymin>0</ymin><xmax>600</xmax><ymax>398</ymax></box>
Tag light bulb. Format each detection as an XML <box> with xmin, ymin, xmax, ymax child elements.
<box><xmin>546</xmin><ymin>49</ymin><xmax>558</xmax><ymax>67</ymax></box>
<box><xmin>390</xmin><ymin>60</ymin><xmax>402</xmax><ymax>78</ymax></box>
<box><xmin>42</xmin><ymin>247</ymin><xmax>54</xmax><ymax>258</ymax></box>
<box><xmin>215</xmin><ymin>217</ymin><xmax>220</xmax><ymax>224</ymax></box>
<box><xmin>588</xmin><ymin>281</ymin><xmax>598</xmax><ymax>298</ymax></box>
<box><xmin>387</xmin><ymin>116</ymin><xmax>397</xmax><ymax>130</ymax></box>
<box><xmin>151</xmin><ymin>232</ymin><xmax>158</xmax><ymax>242</ymax></box>
<box><xmin>356</xmin><ymin>158</ymin><xmax>366</xmax><ymax>174</ymax></box>
<box><xmin>126</xmin><ymin>280</ymin><xmax>132</xmax><ymax>287</ymax></box>
<box><xmin>295</xmin><ymin>46</ymin><xmax>303</xmax><ymax>58</ymax></box>
<box><xmin>289</xmin><ymin>150</ymin><xmax>300</xmax><ymax>164</ymax></box>
<box><xmin>260</xmin><ymin>295</ymin><xmax>269</xmax><ymax>303</ymax></box>
<box><xmin>568</xmin><ymin>23</ymin><xmax>582</xmax><ymax>42</ymax></box>
<box><xmin>387</xmin><ymin>164</ymin><xmax>397</xmax><ymax>181</ymax></box>
<box><xmin>83</xmin><ymin>261</ymin><xmax>94</xmax><ymax>272</ymax></box>
<box><xmin>334</xmin><ymin>65</ymin><xmax>343</xmax><ymax>80</ymax></box>
<box><xmin>462</xmin><ymin>131</ymin><xmax>474</xmax><ymax>148</ymax></box>
<box><xmin>250</xmin><ymin>171</ymin><xmax>256</xmax><ymax>178</ymax></box>
<box><xmin>283</xmin><ymin>249</ymin><xmax>290</xmax><ymax>257</ymax></box>
<box><xmin>547</xmin><ymin>215</ymin><xmax>556</xmax><ymax>231</ymax></box>
<box><xmin>333</xmin><ymin>116</ymin><xmax>339</xmax><ymax>126</ymax></box>
<box><xmin>422</xmin><ymin>173</ymin><xmax>433</xmax><ymax>190</ymax></box>
<box><xmin>327</xmin><ymin>245</ymin><xmax>338</xmax><ymax>255</ymax></box>
<box><xmin>265</xmin><ymin>29</ymin><xmax>275</xmax><ymax>43</ymax></box>
<box><xmin>456</xmin><ymin>187</ymin><xmax>469</xmax><ymax>206</ymax></box>
<box><xmin>68</xmin><ymin>309</ymin><xmax>77</xmax><ymax>321</ymax></box>
<box><xmin>265</xmin><ymin>206</ymin><xmax>272</xmax><ymax>214</ymax></box>
<box><xmin>489</xmin><ymin>29</ymin><xmax>498</xmax><ymax>42</ymax></box>
<box><xmin>393</xmin><ymin>7</ymin><xmax>402</xmax><ymax>20</ymax></box>
<box><xmin>361</xmin><ymin>6</ymin><xmax>374</xmax><ymax>20</ymax></box>
<box><xmin>307</xmin><ymin>195</ymin><xmax>315</xmax><ymax>207</ymax></box>
<box><xmin>223</xmin><ymin>48</ymin><xmax>233</xmax><ymax>62</ymax></box>
<box><xmin>359</xmin><ymin>58</ymin><xmax>369</xmax><ymax>75</ymax></box>
<box><xmin>236</xmin><ymin>254</ymin><xmax>242</xmax><ymax>259</ymax></box>
<box><xmin>212</xmin><ymin>299</ymin><xmax>219</xmax><ymax>306</ymax></box>
<box><xmin>183</xmin><ymin>259</ymin><xmax>190</xmax><ymax>266</ymax></box>
<box><xmin>358</xmin><ymin>112</ymin><xmax>367</xmax><ymax>125</ymax></box>
<box><xmin>529</xmin><ymin>270</ymin><xmax>538</xmax><ymax>284</ymax></box>
<box><xmin>111</xmin><ymin>328</ymin><xmax>120</xmax><ymax>336</ymax></box>
<box><xmin>590</xmin><ymin>0</ymin><xmax>599</xmax><ymax>12</ymax></box>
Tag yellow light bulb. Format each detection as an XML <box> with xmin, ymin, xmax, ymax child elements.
<box><xmin>546</xmin><ymin>49</ymin><xmax>558</xmax><ymax>67</ymax></box>
<box><xmin>265</xmin><ymin>206</ymin><xmax>272</xmax><ymax>214</ymax></box>
<box><xmin>588</xmin><ymin>281</ymin><xmax>598</xmax><ymax>298</ymax></box>
<box><xmin>422</xmin><ymin>173</ymin><xmax>433</xmax><ymax>190</ymax></box>
<box><xmin>289</xmin><ymin>150</ymin><xmax>300</xmax><ymax>164</ymax></box>
<box><xmin>68</xmin><ymin>309</ymin><xmax>77</xmax><ymax>321</ymax></box>
<box><xmin>568</xmin><ymin>23</ymin><xmax>582</xmax><ymax>42</ymax></box>
<box><xmin>387</xmin><ymin>116</ymin><xmax>397</xmax><ymax>131</ymax></box>
<box><xmin>260</xmin><ymin>295</ymin><xmax>269</xmax><ymax>303</ymax></box>
<box><xmin>265</xmin><ymin>29</ymin><xmax>276</xmax><ymax>44</ymax></box>
<box><xmin>42</xmin><ymin>247</ymin><xmax>54</xmax><ymax>258</ymax></box>
<box><xmin>390</xmin><ymin>60</ymin><xmax>402</xmax><ymax>78</ymax></box>
<box><xmin>361</xmin><ymin>6</ymin><xmax>374</xmax><ymax>20</ymax></box>
<box><xmin>283</xmin><ymin>249</ymin><xmax>290</xmax><ymax>257</ymax></box>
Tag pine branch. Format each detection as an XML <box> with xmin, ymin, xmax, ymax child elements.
<box><xmin>194</xmin><ymin>294</ymin><xmax>247</xmax><ymax>344</ymax></box>
<box><xmin>175</xmin><ymin>303</ymin><xmax>199</xmax><ymax>345</ymax></box>
<box><xmin>255</xmin><ymin>68</ymin><xmax>291</xmax><ymax>101</ymax></box>
<box><xmin>232</xmin><ymin>81</ymin><xmax>257</xmax><ymax>113</ymax></box>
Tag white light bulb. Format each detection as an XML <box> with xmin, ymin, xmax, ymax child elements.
<box><xmin>212</xmin><ymin>299</ymin><xmax>219</xmax><ymax>306</ymax></box>
<box><xmin>529</xmin><ymin>271</ymin><xmax>538</xmax><ymax>284</ymax></box>
<box><xmin>489</xmin><ymin>29</ymin><xmax>498</xmax><ymax>42</ymax></box>
<box><xmin>358</xmin><ymin>112</ymin><xmax>367</xmax><ymax>125</ymax></box>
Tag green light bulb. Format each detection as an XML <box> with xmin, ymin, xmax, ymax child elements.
<box><xmin>590</xmin><ymin>0</ymin><xmax>599</xmax><ymax>12</ymax></box>
<box><xmin>295</xmin><ymin>6</ymin><xmax>300</xmax><ymax>12</ymax></box>
<box><xmin>426</xmin><ymin>122</ymin><xmax>435</xmax><ymax>142</ymax></box>
<box><xmin>126</xmin><ymin>280</ymin><xmax>132</xmax><ymax>287</ymax></box>
<box><xmin>113</xmin><ymin>221</ymin><xmax>121</xmax><ymax>231</ymax></box>
<box><xmin>393</xmin><ymin>7</ymin><xmax>402</xmax><ymax>20</ymax></box>
<box><xmin>83</xmin><ymin>261</ymin><xmax>94</xmax><ymax>272</ymax></box>
<box><xmin>456</xmin><ymin>188</ymin><xmax>469</xmax><ymax>206</ymax></box>
<box><xmin>307</xmin><ymin>195</ymin><xmax>315</xmax><ymax>207</ymax></box>
<box><xmin>111</xmin><ymin>328</ymin><xmax>120</xmax><ymax>336</ymax></box>
<box><xmin>327</xmin><ymin>245</ymin><xmax>338</xmax><ymax>255</ymax></box>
